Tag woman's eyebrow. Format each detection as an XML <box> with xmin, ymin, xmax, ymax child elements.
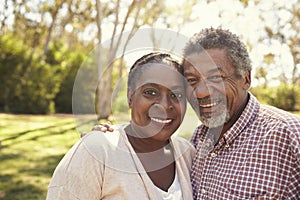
<box><xmin>141</xmin><ymin>83</ymin><xmax>184</xmax><ymax>90</ymax></box>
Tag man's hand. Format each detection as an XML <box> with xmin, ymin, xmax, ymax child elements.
<box><xmin>92</xmin><ymin>123</ymin><xmax>114</xmax><ymax>132</ymax></box>
<box><xmin>80</xmin><ymin>123</ymin><xmax>114</xmax><ymax>138</ymax></box>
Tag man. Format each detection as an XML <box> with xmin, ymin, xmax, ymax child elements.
<box><xmin>183</xmin><ymin>28</ymin><xmax>300</xmax><ymax>199</ymax></box>
<box><xmin>92</xmin><ymin>28</ymin><xmax>300</xmax><ymax>199</ymax></box>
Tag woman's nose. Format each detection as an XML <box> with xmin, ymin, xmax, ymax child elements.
<box><xmin>159</xmin><ymin>95</ymin><xmax>173</xmax><ymax>110</ymax></box>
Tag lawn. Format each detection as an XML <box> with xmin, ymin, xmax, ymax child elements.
<box><xmin>0</xmin><ymin>110</ymin><xmax>199</xmax><ymax>200</ymax></box>
<box><xmin>0</xmin><ymin>114</ymin><xmax>82</xmax><ymax>200</ymax></box>
<box><xmin>1</xmin><ymin>108</ymin><xmax>298</xmax><ymax>199</ymax></box>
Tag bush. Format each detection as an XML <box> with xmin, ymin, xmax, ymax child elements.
<box><xmin>251</xmin><ymin>84</ymin><xmax>300</xmax><ymax>111</ymax></box>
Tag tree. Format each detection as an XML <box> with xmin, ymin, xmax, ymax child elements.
<box><xmin>94</xmin><ymin>0</ymin><xmax>166</xmax><ymax>119</ymax></box>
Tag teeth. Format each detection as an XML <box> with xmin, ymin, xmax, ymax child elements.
<box><xmin>151</xmin><ymin>117</ymin><xmax>172</xmax><ymax>124</ymax></box>
<box><xmin>200</xmin><ymin>102</ymin><xmax>218</xmax><ymax>108</ymax></box>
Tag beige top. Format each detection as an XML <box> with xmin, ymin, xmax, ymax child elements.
<box><xmin>157</xmin><ymin>170</ymin><xmax>183</xmax><ymax>199</ymax></box>
<box><xmin>47</xmin><ymin>124</ymin><xmax>195</xmax><ymax>200</ymax></box>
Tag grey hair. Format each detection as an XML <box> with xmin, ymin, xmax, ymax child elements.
<box><xmin>183</xmin><ymin>27</ymin><xmax>252</xmax><ymax>77</ymax></box>
<box><xmin>128</xmin><ymin>52</ymin><xmax>183</xmax><ymax>91</ymax></box>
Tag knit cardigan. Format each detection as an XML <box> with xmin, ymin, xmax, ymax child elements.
<box><xmin>47</xmin><ymin>124</ymin><xmax>195</xmax><ymax>200</ymax></box>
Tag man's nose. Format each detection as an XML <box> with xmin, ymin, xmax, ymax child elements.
<box><xmin>192</xmin><ymin>82</ymin><xmax>211</xmax><ymax>99</ymax></box>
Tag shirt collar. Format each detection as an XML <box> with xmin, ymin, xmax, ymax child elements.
<box><xmin>222</xmin><ymin>92</ymin><xmax>260</xmax><ymax>147</ymax></box>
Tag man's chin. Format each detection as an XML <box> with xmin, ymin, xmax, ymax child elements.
<box><xmin>200</xmin><ymin>112</ymin><xmax>228</xmax><ymax>128</ymax></box>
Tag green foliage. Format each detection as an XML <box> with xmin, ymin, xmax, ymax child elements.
<box><xmin>0</xmin><ymin>34</ymin><xmax>56</xmax><ymax>114</ymax></box>
<box><xmin>250</xmin><ymin>84</ymin><xmax>300</xmax><ymax>111</ymax></box>
<box><xmin>111</xmin><ymin>80</ymin><xmax>129</xmax><ymax>114</ymax></box>
<box><xmin>0</xmin><ymin>34</ymin><xmax>87</xmax><ymax>114</ymax></box>
<box><xmin>52</xmin><ymin>43</ymin><xmax>87</xmax><ymax>113</ymax></box>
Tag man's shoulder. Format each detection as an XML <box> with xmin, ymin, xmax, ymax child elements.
<box><xmin>260</xmin><ymin>104</ymin><xmax>300</xmax><ymax>123</ymax></box>
<box><xmin>258</xmin><ymin>105</ymin><xmax>300</xmax><ymax>137</ymax></box>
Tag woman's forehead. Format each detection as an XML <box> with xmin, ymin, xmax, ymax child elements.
<box><xmin>134</xmin><ymin>63</ymin><xmax>184</xmax><ymax>90</ymax></box>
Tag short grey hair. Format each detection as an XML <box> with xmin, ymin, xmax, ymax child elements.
<box><xmin>128</xmin><ymin>52</ymin><xmax>184</xmax><ymax>91</ymax></box>
<box><xmin>183</xmin><ymin>27</ymin><xmax>252</xmax><ymax>77</ymax></box>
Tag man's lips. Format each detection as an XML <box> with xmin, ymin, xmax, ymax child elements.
<box><xmin>199</xmin><ymin>101</ymin><xmax>219</xmax><ymax>108</ymax></box>
<box><xmin>197</xmin><ymin>98</ymin><xmax>224</xmax><ymax>112</ymax></box>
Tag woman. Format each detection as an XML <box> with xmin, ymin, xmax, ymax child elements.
<box><xmin>46</xmin><ymin>52</ymin><xmax>195</xmax><ymax>200</ymax></box>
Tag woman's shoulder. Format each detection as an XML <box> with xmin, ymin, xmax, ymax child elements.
<box><xmin>81</xmin><ymin>124</ymin><xmax>127</xmax><ymax>152</ymax></box>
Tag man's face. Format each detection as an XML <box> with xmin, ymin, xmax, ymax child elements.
<box><xmin>183</xmin><ymin>48</ymin><xmax>250</xmax><ymax>129</ymax></box>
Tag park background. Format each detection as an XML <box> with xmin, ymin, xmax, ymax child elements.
<box><xmin>1</xmin><ymin>0</ymin><xmax>300</xmax><ymax>199</ymax></box>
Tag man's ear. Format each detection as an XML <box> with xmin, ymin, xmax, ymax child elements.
<box><xmin>242</xmin><ymin>70</ymin><xmax>251</xmax><ymax>90</ymax></box>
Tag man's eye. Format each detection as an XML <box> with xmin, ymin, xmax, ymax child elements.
<box><xmin>206</xmin><ymin>75</ymin><xmax>223</xmax><ymax>82</ymax></box>
<box><xmin>186</xmin><ymin>78</ymin><xmax>197</xmax><ymax>85</ymax></box>
<box><xmin>143</xmin><ymin>89</ymin><xmax>158</xmax><ymax>96</ymax></box>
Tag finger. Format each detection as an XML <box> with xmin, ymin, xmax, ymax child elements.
<box><xmin>92</xmin><ymin>124</ymin><xmax>105</xmax><ymax>131</ymax></box>
<box><xmin>101</xmin><ymin>123</ymin><xmax>114</xmax><ymax>132</ymax></box>
<box><xmin>108</xmin><ymin>127</ymin><xmax>114</xmax><ymax>132</ymax></box>
<box><xmin>100</xmin><ymin>126</ymin><xmax>108</xmax><ymax>132</ymax></box>
<box><xmin>94</xmin><ymin>124</ymin><xmax>110</xmax><ymax>132</ymax></box>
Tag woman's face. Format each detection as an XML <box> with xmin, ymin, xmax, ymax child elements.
<box><xmin>128</xmin><ymin>63</ymin><xmax>186</xmax><ymax>142</ymax></box>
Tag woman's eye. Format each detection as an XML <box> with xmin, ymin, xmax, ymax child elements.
<box><xmin>143</xmin><ymin>89</ymin><xmax>158</xmax><ymax>96</ymax></box>
<box><xmin>171</xmin><ymin>92</ymin><xmax>184</xmax><ymax>99</ymax></box>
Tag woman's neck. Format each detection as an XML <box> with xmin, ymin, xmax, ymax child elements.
<box><xmin>125</xmin><ymin>124</ymin><xmax>170</xmax><ymax>153</ymax></box>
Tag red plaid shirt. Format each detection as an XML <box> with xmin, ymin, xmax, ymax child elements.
<box><xmin>190</xmin><ymin>93</ymin><xmax>300</xmax><ymax>199</ymax></box>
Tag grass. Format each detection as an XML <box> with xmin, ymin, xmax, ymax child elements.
<box><xmin>2</xmin><ymin>107</ymin><xmax>298</xmax><ymax>200</ymax></box>
<box><xmin>0</xmin><ymin>114</ymin><xmax>82</xmax><ymax>200</ymax></box>
<box><xmin>0</xmin><ymin>109</ymin><xmax>199</xmax><ymax>200</ymax></box>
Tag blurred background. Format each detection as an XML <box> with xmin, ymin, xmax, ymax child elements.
<box><xmin>0</xmin><ymin>0</ymin><xmax>300</xmax><ymax>199</ymax></box>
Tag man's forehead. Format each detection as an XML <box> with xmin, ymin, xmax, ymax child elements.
<box><xmin>183</xmin><ymin>51</ymin><xmax>223</xmax><ymax>74</ymax></box>
<box><xmin>184</xmin><ymin>53</ymin><xmax>220</xmax><ymax>70</ymax></box>
<box><xmin>183</xmin><ymin>63</ymin><xmax>221</xmax><ymax>76</ymax></box>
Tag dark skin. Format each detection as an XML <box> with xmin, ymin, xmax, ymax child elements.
<box><xmin>125</xmin><ymin>125</ymin><xmax>175</xmax><ymax>191</ymax></box>
<box><xmin>122</xmin><ymin>64</ymin><xmax>186</xmax><ymax>191</ymax></box>
<box><xmin>92</xmin><ymin>49</ymin><xmax>251</xmax><ymax>189</ymax></box>
<box><xmin>183</xmin><ymin>48</ymin><xmax>251</xmax><ymax>143</ymax></box>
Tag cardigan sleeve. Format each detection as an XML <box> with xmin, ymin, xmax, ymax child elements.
<box><xmin>46</xmin><ymin>133</ymin><xmax>105</xmax><ymax>200</ymax></box>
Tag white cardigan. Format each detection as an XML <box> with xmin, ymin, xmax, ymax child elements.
<box><xmin>47</xmin><ymin>124</ymin><xmax>195</xmax><ymax>200</ymax></box>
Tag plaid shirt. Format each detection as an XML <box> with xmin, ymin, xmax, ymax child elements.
<box><xmin>190</xmin><ymin>93</ymin><xmax>300</xmax><ymax>199</ymax></box>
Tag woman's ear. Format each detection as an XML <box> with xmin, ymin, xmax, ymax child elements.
<box><xmin>127</xmin><ymin>89</ymin><xmax>133</xmax><ymax>108</ymax></box>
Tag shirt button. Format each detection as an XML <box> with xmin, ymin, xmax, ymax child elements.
<box><xmin>211</xmin><ymin>152</ymin><xmax>217</xmax><ymax>158</ymax></box>
<box><xmin>225</xmin><ymin>144</ymin><xmax>230</xmax><ymax>148</ymax></box>
<box><xmin>201</xmin><ymin>188</ymin><xmax>206</xmax><ymax>194</ymax></box>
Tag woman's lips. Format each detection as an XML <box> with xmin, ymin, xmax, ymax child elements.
<box><xmin>150</xmin><ymin>117</ymin><xmax>172</xmax><ymax>124</ymax></box>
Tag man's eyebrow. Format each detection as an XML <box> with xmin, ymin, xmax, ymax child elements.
<box><xmin>206</xmin><ymin>66</ymin><xmax>223</xmax><ymax>74</ymax></box>
<box><xmin>183</xmin><ymin>72</ymin><xmax>195</xmax><ymax>76</ymax></box>
<box><xmin>183</xmin><ymin>67</ymin><xmax>223</xmax><ymax>76</ymax></box>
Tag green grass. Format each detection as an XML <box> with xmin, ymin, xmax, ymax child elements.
<box><xmin>0</xmin><ymin>110</ymin><xmax>199</xmax><ymax>200</ymax></box>
<box><xmin>1</xmin><ymin>108</ymin><xmax>298</xmax><ymax>199</ymax></box>
<box><xmin>0</xmin><ymin>114</ymin><xmax>82</xmax><ymax>200</ymax></box>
